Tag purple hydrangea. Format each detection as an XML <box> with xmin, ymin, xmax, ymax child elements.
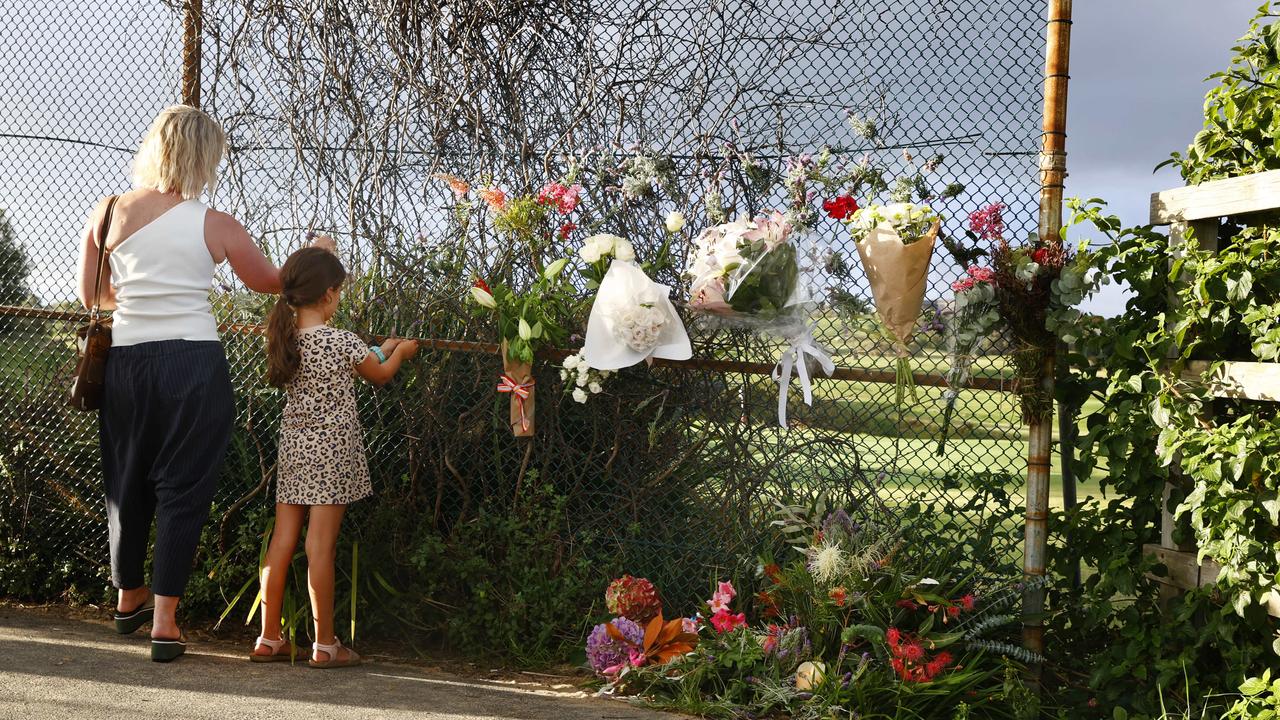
<box><xmin>586</xmin><ymin>617</ymin><xmax>643</xmax><ymax>674</ymax></box>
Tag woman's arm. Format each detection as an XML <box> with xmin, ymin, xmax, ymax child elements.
<box><xmin>76</xmin><ymin>198</ymin><xmax>116</xmax><ymax>310</ymax></box>
<box><xmin>205</xmin><ymin>210</ymin><xmax>283</xmax><ymax>294</ymax></box>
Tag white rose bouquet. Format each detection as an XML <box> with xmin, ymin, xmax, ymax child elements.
<box><xmin>580</xmin><ymin>234</ymin><xmax>691</xmax><ymax>371</ymax></box>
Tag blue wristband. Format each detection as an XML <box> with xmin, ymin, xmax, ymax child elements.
<box><xmin>370</xmin><ymin>345</ymin><xmax>387</xmax><ymax>363</ymax></box>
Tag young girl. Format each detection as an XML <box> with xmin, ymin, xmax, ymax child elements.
<box><xmin>250</xmin><ymin>245</ymin><xmax>418</xmax><ymax>668</ymax></box>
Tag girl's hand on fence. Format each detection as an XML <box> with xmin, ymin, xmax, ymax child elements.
<box><xmin>395</xmin><ymin>340</ymin><xmax>420</xmax><ymax>360</ymax></box>
<box><xmin>379</xmin><ymin>337</ymin><xmax>403</xmax><ymax>356</ymax></box>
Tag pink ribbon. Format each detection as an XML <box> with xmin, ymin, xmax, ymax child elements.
<box><xmin>497</xmin><ymin>374</ymin><xmax>535</xmax><ymax>431</ymax></box>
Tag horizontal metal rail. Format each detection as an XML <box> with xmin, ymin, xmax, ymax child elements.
<box><xmin>0</xmin><ymin>304</ymin><xmax>1014</xmax><ymax>392</ymax></box>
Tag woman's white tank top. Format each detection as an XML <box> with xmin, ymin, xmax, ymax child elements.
<box><xmin>108</xmin><ymin>199</ymin><xmax>220</xmax><ymax>346</ymax></box>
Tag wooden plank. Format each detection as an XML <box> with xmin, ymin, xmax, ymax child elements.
<box><xmin>1151</xmin><ymin>168</ymin><xmax>1280</xmax><ymax>224</ymax></box>
<box><xmin>1144</xmin><ymin>544</ymin><xmax>1203</xmax><ymax>590</ymax></box>
<box><xmin>1185</xmin><ymin>360</ymin><xmax>1280</xmax><ymax>401</ymax></box>
<box><xmin>1143</xmin><ymin>544</ymin><xmax>1280</xmax><ymax>617</ymax></box>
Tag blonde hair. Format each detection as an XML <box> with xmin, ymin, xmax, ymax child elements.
<box><xmin>131</xmin><ymin>105</ymin><xmax>226</xmax><ymax>199</ymax></box>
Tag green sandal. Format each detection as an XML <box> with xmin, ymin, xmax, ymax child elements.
<box><xmin>113</xmin><ymin>600</ymin><xmax>154</xmax><ymax>635</ymax></box>
<box><xmin>151</xmin><ymin>633</ymin><xmax>187</xmax><ymax>663</ymax></box>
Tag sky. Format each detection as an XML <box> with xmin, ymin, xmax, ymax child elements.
<box><xmin>0</xmin><ymin>0</ymin><xmax>1268</xmax><ymax>313</ymax></box>
<box><xmin>1066</xmin><ymin>0</ymin><xmax>1261</xmax><ymax>315</ymax></box>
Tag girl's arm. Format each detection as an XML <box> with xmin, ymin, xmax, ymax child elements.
<box><xmin>76</xmin><ymin>198</ymin><xmax>117</xmax><ymax>310</ymax></box>
<box><xmin>355</xmin><ymin>340</ymin><xmax>419</xmax><ymax>386</ymax></box>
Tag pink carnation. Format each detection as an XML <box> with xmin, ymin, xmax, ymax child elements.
<box><xmin>967</xmin><ymin>265</ymin><xmax>995</xmax><ymax>283</ymax></box>
<box><xmin>968</xmin><ymin>203</ymin><xmax>1005</xmax><ymax>242</ymax></box>
<box><xmin>952</xmin><ymin>278</ymin><xmax>975</xmax><ymax>292</ymax></box>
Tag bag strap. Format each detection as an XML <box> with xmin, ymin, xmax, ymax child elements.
<box><xmin>90</xmin><ymin>195</ymin><xmax>119</xmax><ymax>316</ymax></box>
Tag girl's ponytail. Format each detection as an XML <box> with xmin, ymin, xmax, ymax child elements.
<box><xmin>265</xmin><ymin>297</ymin><xmax>300</xmax><ymax>387</ymax></box>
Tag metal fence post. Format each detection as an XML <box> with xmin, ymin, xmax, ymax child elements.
<box><xmin>182</xmin><ymin>0</ymin><xmax>203</xmax><ymax>107</ymax></box>
<box><xmin>1024</xmin><ymin>0</ymin><xmax>1073</xmax><ymax>681</ymax></box>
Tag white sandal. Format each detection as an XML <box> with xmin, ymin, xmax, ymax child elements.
<box><xmin>249</xmin><ymin>635</ymin><xmax>294</xmax><ymax>663</ymax></box>
<box><xmin>309</xmin><ymin>638</ymin><xmax>361</xmax><ymax>669</ymax></box>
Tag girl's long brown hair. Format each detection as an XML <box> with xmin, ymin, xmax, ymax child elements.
<box><xmin>266</xmin><ymin>247</ymin><xmax>347</xmax><ymax>387</ymax></box>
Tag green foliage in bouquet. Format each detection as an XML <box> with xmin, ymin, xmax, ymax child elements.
<box><xmin>726</xmin><ymin>241</ymin><xmax>799</xmax><ymax>319</ymax></box>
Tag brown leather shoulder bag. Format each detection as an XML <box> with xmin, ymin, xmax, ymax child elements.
<box><xmin>68</xmin><ymin>195</ymin><xmax>119</xmax><ymax>411</ymax></box>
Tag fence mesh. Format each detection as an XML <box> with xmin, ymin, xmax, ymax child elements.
<box><xmin>0</xmin><ymin>0</ymin><xmax>1041</xmax><ymax>643</ymax></box>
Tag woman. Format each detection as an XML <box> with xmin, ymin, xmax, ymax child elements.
<box><xmin>76</xmin><ymin>104</ymin><xmax>332</xmax><ymax>662</ymax></box>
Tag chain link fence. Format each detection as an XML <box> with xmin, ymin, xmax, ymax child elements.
<box><xmin>0</xmin><ymin>0</ymin><xmax>1041</xmax><ymax>650</ymax></box>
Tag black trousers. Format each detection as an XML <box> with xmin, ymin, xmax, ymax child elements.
<box><xmin>99</xmin><ymin>340</ymin><xmax>234</xmax><ymax>597</ymax></box>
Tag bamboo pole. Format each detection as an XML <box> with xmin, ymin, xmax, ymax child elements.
<box><xmin>1024</xmin><ymin>0</ymin><xmax>1072</xmax><ymax>680</ymax></box>
<box><xmin>181</xmin><ymin>0</ymin><xmax>203</xmax><ymax>107</ymax></box>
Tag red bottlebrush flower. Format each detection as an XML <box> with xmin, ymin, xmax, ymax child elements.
<box><xmin>890</xmin><ymin>657</ymin><xmax>905</xmax><ymax>675</ymax></box>
<box><xmin>896</xmin><ymin>599</ymin><xmax>918</xmax><ymax>611</ymax></box>
<box><xmin>885</xmin><ymin>627</ymin><xmax>901</xmax><ymax>648</ymax></box>
<box><xmin>558</xmin><ymin>222</ymin><xmax>577</xmax><ymax>240</ymax></box>
<box><xmin>946</xmin><ymin>605</ymin><xmax>961</xmax><ymax>619</ymax></box>
<box><xmin>763</xmin><ymin>563</ymin><xmax>782</xmax><ymax>582</ymax></box>
<box><xmin>960</xmin><ymin>594</ymin><xmax>976</xmax><ymax>611</ymax></box>
<box><xmin>1032</xmin><ymin>247</ymin><xmax>1050</xmax><ymax>265</ymax></box>
<box><xmin>900</xmin><ymin>641</ymin><xmax>925</xmax><ymax>663</ymax></box>
<box><xmin>822</xmin><ymin>194</ymin><xmax>859</xmax><ymax>220</ymax></box>
<box><xmin>473</xmin><ymin>277</ymin><xmax>492</xmax><ymax>293</ymax></box>
<box><xmin>829</xmin><ymin>587</ymin><xmax>848</xmax><ymax>607</ymax></box>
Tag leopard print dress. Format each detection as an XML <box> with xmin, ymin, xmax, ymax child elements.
<box><xmin>276</xmin><ymin>325</ymin><xmax>373</xmax><ymax>505</ymax></box>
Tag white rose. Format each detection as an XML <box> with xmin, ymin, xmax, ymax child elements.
<box><xmin>572</xmin><ymin>388</ymin><xmax>588</xmax><ymax>403</ymax></box>
<box><xmin>580</xmin><ymin>241</ymin><xmax>602</xmax><ymax>263</ymax></box>
<box><xmin>589</xmin><ymin>382</ymin><xmax>602</xmax><ymax>394</ymax></box>
<box><xmin>665</xmin><ymin>211</ymin><xmax>687</xmax><ymax>233</ymax></box>
<box><xmin>614</xmin><ymin>239</ymin><xmax>635</xmax><ymax>263</ymax></box>
<box><xmin>575</xmin><ymin>373</ymin><xmax>588</xmax><ymax>387</ymax></box>
<box><xmin>563</xmin><ymin>353</ymin><xmax>580</xmax><ymax>369</ymax></box>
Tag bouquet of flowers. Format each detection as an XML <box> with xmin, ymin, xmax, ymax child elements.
<box><xmin>978</xmin><ymin>202</ymin><xmax>1071</xmax><ymax>423</ymax></box>
<box><xmin>460</xmin><ymin>175</ymin><xmax>583</xmax><ymax>437</ymax></box>
<box><xmin>579</xmin><ymin>232</ymin><xmax>692</xmax><ymax>370</ymax></box>
<box><xmin>843</xmin><ymin>202</ymin><xmax>941</xmax><ymax>405</ymax></box>
<box><xmin>688</xmin><ymin>211</ymin><xmax>802</xmax><ymax>322</ymax></box>
<box><xmin>687</xmin><ymin>211</ymin><xmax>832</xmax><ymax>427</ymax></box>
<box><xmin>936</xmin><ymin>265</ymin><xmax>1000</xmax><ymax>454</ymax></box>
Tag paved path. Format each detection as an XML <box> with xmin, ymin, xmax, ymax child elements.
<box><xmin>0</xmin><ymin>606</ymin><xmax>671</xmax><ymax>720</ymax></box>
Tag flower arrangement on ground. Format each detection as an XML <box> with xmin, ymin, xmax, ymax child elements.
<box><xmin>843</xmin><ymin>201</ymin><xmax>942</xmax><ymax>405</ymax></box>
<box><xmin>588</xmin><ymin>493</ymin><xmax>1043</xmax><ymax>719</ymax></box>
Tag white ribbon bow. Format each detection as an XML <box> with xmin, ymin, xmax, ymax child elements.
<box><xmin>772</xmin><ymin>325</ymin><xmax>835</xmax><ymax>428</ymax></box>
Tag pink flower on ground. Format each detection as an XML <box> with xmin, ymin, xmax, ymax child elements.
<box><xmin>710</xmin><ymin>610</ymin><xmax>746</xmax><ymax>633</ymax></box>
<box><xmin>627</xmin><ymin>647</ymin><xmax>647</xmax><ymax>667</ymax></box>
<box><xmin>706</xmin><ymin>580</ymin><xmax>736</xmax><ymax>613</ymax></box>
<box><xmin>681</xmin><ymin>617</ymin><xmax>700</xmax><ymax>634</ymax></box>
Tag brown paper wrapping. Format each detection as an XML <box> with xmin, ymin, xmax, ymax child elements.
<box><xmin>854</xmin><ymin>220</ymin><xmax>939</xmax><ymax>355</ymax></box>
<box><xmin>500</xmin><ymin>340</ymin><xmax>535</xmax><ymax>437</ymax></box>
